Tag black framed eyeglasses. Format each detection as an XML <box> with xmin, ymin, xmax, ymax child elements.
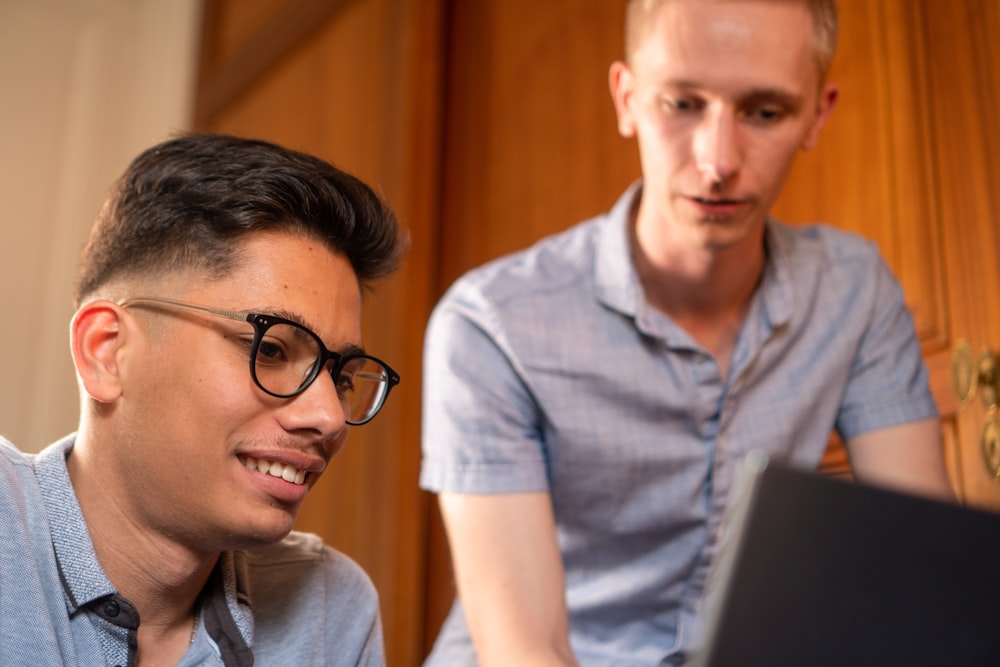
<box><xmin>119</xmin><ymin>296</ymin><xmax>399</xmax><ymax>425</ymax></box>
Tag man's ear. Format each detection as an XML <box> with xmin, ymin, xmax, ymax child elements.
<box><xmin>802</xmin><ymin>82</ymin><xmax>839</xmax><ymax>151</ymax></box>
<box><xmin>71</xmin><ymin>301</ymin><xmax>128</xmax><ymax>403</ymax></box>
<box><xmin>609</xmin><ymin>60</ymin><xmax>638</xmax><ymax>138</ymax></box>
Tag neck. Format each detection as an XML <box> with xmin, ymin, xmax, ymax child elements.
<box><xmin>67</xmin><ymin>429</ymin><xmax>217</xmax><ymax>633</ymax></box>
<box><xmin>630</xmin><ymin>207</ymin><xmax>767</xmax><ymax>377</ymax></box>
<box><xmin>631</xmin><ymin>215</ymin><xmax>766</xmax><ymax>318</ymax></box>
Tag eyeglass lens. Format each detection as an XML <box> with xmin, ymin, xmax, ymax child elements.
<box><xmin>252</xmin><ymin>321</ymin><xmax>390</xmax><ymax>424</ymax></box>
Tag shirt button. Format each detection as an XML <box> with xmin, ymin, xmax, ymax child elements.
<box><xmin>103</xmin><ymin>600</ymin><xmax>120</xmax><ymax>617</ymax></box>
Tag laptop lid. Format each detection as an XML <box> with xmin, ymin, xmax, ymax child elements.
<box><xmin>687</xmin><ymin>453</ymin><xmax>1000</xmax><ymax>667</ymax></box>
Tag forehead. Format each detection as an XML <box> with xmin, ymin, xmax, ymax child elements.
<box><xmin>202</xmin><ymin>231</ymin><xmax>362</xmax><ymax>343</ymax></box>
<box><xmin>633</xmin><ymin>0</ymin><xmax>819</xmax><ymax>96</ymax></box>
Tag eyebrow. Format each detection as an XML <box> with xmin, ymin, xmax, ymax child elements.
<box><xmin>265</xmin><ymin>307</ymin><xmax>314</xmax><ymax>329</ymax></box>
<box><xmin>661</xmin><ymin>80</ymin><xmax>805</xmax><ymax>107</ymax></box>
<box><xmin>740</xmin><ymin>87</ymin><xmax>805</xmax><ymax>110</ymax></box>
<box><xmin>339</xmin><ymin>342</ymin><xmax>368</xmax><ymax>358</ymax></box>
<box><xmin>259</xmin><ymin>306</ymin><xmax>367</xmax><ymax>357</ymax></box>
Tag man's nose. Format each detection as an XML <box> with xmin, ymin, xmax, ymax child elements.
<box><xmin>279</xmin><ymin>368</ymin><xmax>349</xmax><ymax>439</ymax></box>
<box><xmin>693</xmin><ymin>108</ymin><xmax>741</xmax><ymax>186</ymax></box>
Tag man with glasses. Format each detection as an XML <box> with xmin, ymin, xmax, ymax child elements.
<box><xmin>0</xmin><ymin>134</ymin><xmax>404</xmax><ymax>665</ymax></box>
<box><xmin>420</xmin><ymin>0</ymin><xmax>954</xmax><ymax>665</ymax></box>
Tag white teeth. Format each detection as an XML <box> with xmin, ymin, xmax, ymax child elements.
<box><xmin>241</xmin><ymin>456</ymin><xmax>307</xmax><ymax>485</ymax></box>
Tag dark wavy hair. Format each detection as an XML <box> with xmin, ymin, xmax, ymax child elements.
<box><xmin>75</xmin><ymin>133</ymin><xmax>406</xmax><ymax>305</ymax></box>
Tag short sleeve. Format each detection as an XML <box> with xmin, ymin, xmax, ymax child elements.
<box><xmin>419</xmin><ymin>283</ymin><xmax>550</xmax><ymax>494</ymax></box>
<box><xmin>835</xmin><ymin>255</ymin><xmax>938</xmax><ymax>440</ymax></box>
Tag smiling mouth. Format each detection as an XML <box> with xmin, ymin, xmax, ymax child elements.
<box><xmin>239</xmin><ymin>455</ymin><xmax>307</xmax><ymax>485</ymax></box>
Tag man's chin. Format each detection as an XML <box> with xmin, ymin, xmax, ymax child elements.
<box><xmin>229</xmin><ymin>510</ymin><xmax>300</xmax><ymax>549</ymax></box>
<box><xmin>228</xmin><ymin>527</ymin><xmax>294</xmax><ymax>550</ymax></box>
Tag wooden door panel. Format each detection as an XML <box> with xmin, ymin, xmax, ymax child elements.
<box><xmin>923</xmin><ymin>0</ymin><xmax>1000</xmax><ymax>508</ymax></box>
<box><xmin>439</xmin><ymin>0</ymin><xmax>639</xmax><ymax>288</ymax></box>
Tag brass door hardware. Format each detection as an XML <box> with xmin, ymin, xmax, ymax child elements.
<box><xmin>952</xmin><ymin>339</ymin><xmax>1000</xmax><ymax>479</ymax></box>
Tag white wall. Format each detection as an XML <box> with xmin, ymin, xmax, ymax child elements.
<box><xmin>0</xmin><ymin>0</ymin><xmax>202</xmax><ymax>451</ymax></box>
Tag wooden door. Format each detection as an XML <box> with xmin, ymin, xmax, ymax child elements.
<box><xmin>926</xmin><ymin>0</ymin><xmax>1000</xmax><ymax>508</ymax></box>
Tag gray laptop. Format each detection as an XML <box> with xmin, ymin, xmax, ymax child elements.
<box><xmin>687</xmin><ymin>453</ymin><xmax>1000</xmax><ymax>667</ymax></box>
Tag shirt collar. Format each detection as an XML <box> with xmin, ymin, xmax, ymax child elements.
<box><xmin>34</xmin><ymin>435</ymin><xmax>113</xmax><ymax>614</ymax></box>
<box><xmin>760</xmin><ymin>218</ymin><xmax>794</xmax><ymax>328</ymax></box>
<box><xmin>593</xmin><ymin>180</ymin><xmax>643</xmax><ymax>316</ymax></box>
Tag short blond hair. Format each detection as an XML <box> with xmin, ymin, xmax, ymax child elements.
<box><xmin>624</xmin><ymin>0</ymin><xmax>839</xmax><ymax>80</ymax></box>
